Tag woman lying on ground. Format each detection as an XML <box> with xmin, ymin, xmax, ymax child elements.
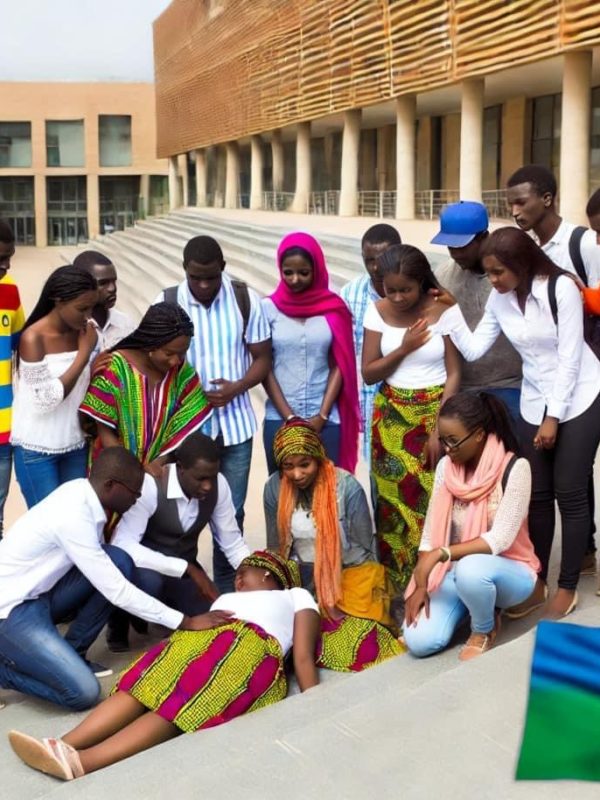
<box><xmin>264</xmin><ymin>419</ymin><xmax>404</xmax><ymax>671</ymax></box>
<box><xmin>403</xmin><ymin>391</ymin><xmax>540</xmax><ymax>660</ymax></box>
<box><xmin>8</xmin><ymin>551</ymin><xmax>320</xmax><ymax>782</ymax></box>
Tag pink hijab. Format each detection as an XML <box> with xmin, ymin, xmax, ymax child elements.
<box><xmin>269</xmin><ymin>232</ymin><xmax>360</xmax><ymax>473</ymax></box>
<box><xmin>405</xmin><ymin>435</ymin><xmax>540</xmax><ymax>598</ymax></box>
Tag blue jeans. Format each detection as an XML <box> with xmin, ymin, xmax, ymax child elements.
<box><xmin>403</xmin><ymin>554</ymin><xmax>536</xmax><ymax>658</ymax></box>
<box><xmin>212</xmin><ymin>436</ymin><xmax>252</xmax><ymax>593</ymax></box>
<box><xmin>13</xmin><ymin>445</ymin><xmax>88</xmax><ymax>509</ymax></box>
<box><xmin>263</xmin><ymin>419</ymin><xmax>341</xmax><ymax>475</ymax></box>
<box><xmin>0</xmin><ymin>544</ymin><xmax>134</xmax><ymax>709</ymax></box>
<box><xmin>0</xmin><ymin>443</ymin><xmax>12</xmax><ymax>538</ymax></box>
<box><xmin>484</xmin><ymin>387</ymin><xmax>521</xmax><ymax>427</ymax></box>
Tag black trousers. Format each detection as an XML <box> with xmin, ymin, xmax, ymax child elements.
<box><xmin>519</xmin><ymin>391</ymin><xmax>600</xmax><ymax>590</ymax></box>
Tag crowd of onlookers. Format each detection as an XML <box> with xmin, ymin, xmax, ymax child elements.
<box><xmin>3</xmin><ymin>162</ymin><xmax>600</xmax><ymax>782</ymax></box>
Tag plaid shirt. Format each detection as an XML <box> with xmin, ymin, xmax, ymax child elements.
<box><xmin>340</xmin><ymin>274</ymin><xmax>381</xmax><ymax>462</ymax></box>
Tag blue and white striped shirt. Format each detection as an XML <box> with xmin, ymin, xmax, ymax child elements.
<box><xmin>157</xmin><ymin>275</ymin><xmax>270</xmax><ymax>446</ymax></box>
<box><xmin>340</xmin><ymin>274</ymin><xmax>381</xmax><ymax>462</ymax></box>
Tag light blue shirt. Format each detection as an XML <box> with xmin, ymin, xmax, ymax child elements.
<box><xmin>340</xmin><ymin>274</ymin><xmax>381</xmax><ymax>460</ymax></box>
<box><xmin>262</xmin><ymin>298</ymin><xmax>340</xmax><ymax>423</ymax></box>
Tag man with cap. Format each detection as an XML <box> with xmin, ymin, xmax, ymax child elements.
<box><xmin>431</xmin><ymin>201</ymin><xmax>522</xmax><ymax>421</ymax></box>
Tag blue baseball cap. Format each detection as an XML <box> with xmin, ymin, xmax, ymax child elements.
<box><xmin>430</xmin><ymin>201</ymin><xmax>489</xmax><ymax>247</ymax></box>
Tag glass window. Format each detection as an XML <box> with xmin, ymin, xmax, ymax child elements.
<box><xmin>590</xmin><ymin>87</ymin><xmax>600</xmax><ymax>191</ymax></box>
<box><xmin>531</xmin><ymin>94</ymin><xmax>561</xmax><ymax>174</ymax></box>
<box><xmin>0</xmin><ymin>122</ymin><xmax>32</xmax><ymax>168</ymax></box>
<box><xmin>46</xmin><ymin>121</ymin><xmax>85</xmax><ymax>167</ymax></box>
<box><xmin>482</xmin><ymin>106</ymin><xmax>501</xmax><ymax>190</ymax></box>
<box><xmin>98</xmin><ymin>115</ymin><xmax>132</xmax><ymax>167</ymax></box>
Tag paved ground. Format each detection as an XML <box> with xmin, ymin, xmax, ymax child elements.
<box><xmin>1</xmin><ymin>213</ymin><xmax>600</xmax><ymax>798</ymax></box>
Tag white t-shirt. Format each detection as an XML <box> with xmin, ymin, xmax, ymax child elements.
<box><xmin>363</xmin><ymin>302</ymin><xmax>447</xmax><ymax>388</ymax></box>
<box><xmin>211</xmin><ymin>588</ymin><xmax>318</xmax><ymax>654</ymax></box>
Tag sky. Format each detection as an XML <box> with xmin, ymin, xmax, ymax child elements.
<box><xmin>0</xmin><ymin>0</ymin><xmax>172</xmax><ymax>82</ymax></box>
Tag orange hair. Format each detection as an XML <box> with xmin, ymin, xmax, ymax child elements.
<box><xmin>276</xmin><ymin>457</ymin><xmax>341</xmax><ymax>612</ymax></box>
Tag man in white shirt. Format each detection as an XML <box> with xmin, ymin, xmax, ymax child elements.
<box><xmin>73</xmin><ymin>250</ymin><xmax>136</xmax><ymax>350</ymax></box>
<box><xmin>107</xmin><ymin>432</ymin><xmax>250</xmax><ymax>651</ymax></box>
<box><xmin>506</xmin><ymin>164</ymin><xmax>600</xmax><ymax>576</ymax></box>
<box><xmin>0</xmin><ymin>447</ymin><xmax>224</xmax><ymax>711</ymax></box>
<box><xmin>157</xmin><ymin>235</ymin><xmax>271</xmax><ymax>593</ymax></box>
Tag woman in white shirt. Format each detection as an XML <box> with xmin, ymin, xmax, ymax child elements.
<box><xmin>438</xmin><ymin>226</ymin><xmax>600</xmax><ymax>618</ymax></box>
<box><xmin>11</xmin><ymin>266</ymin><xmax>98</xmax><ymax>507</ymax></box>
<box><xmin>8</xmin><ymin>550</ymin><xmax>320</xmax><ymax>782</ymax></box>
<box><xmin>403</xmin><ymin>391</ymin><xmax>539</xmax><ymax>661</ymax></box>
<box><xmin>362</xmin><ymin>244</ymin><xmax>461</xmax><ymax>596</ymax></box>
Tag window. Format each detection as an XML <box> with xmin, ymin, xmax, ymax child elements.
<box><xmin>482</xmin><ymin>106</ymin><xmax>502</xmax><ymax>190</ymax></box>
<box><xmin>0</xmin><ymin>122</ymin><xmax>32</xmax><ymax>168</ymax></box>
<box><xmin>530</xmin><ymin>94</ymin><xmax>561</xmax><ymax>174</ymax></box>
<box><xmin>590</xmin><ymin>87</ymin><xmax>600</xmax><ymax>191</ymax></box>
<box><xmin>99</xmin><ymin>115</ymin><xmax>132</xmax><ymax>167</ymax></box>
<box><xmin>46</xmin><ymin>120</ymin><xmax>85</xmax><ymax>167</ymax></box>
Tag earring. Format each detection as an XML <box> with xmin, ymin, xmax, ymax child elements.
<box><xmin>262</xmin><ymin>571</ymin><xmax>269</xmax><ymax>582</ymax></box>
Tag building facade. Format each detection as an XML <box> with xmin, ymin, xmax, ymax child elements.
<box><xmin>0</xmin><ymin>82</ymin><xmax>169</xmax><ymax>246</ymax></box>
<box><xmin>154</xmin><ymin>0</ymin><xmax>600</xmax><ymax>223</ymax></box>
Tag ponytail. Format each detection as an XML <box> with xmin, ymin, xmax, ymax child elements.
<box><xmin>439</xmin><ymin>391</ymin><xmax>519</xmax><ymax>455</ymax></box>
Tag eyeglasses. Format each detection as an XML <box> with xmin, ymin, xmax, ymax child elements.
<box><xmin>438</xmin><ymin>429</ymin><xmax>478</xmax><ymax>452</ymax></box>
<box><xmin>112</xmin><ymin>479</ymin><xmax>143</xmax><ymax>499</ymax></box>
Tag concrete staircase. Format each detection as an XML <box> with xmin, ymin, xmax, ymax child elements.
<box><xmin>85</xmin><ymin>208</ymin><xmax>447</xmax><ymax>321</ymax></box>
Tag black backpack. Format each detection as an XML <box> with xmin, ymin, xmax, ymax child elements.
<box><xmin>163</xmin><ymin>280</ymin><xmax>251</xmax><ymax>341</ymax></box>
<box><xmin>547</xmin><ymin>227</ymin><xmax>600</xmax><ymax>361</ymax></box>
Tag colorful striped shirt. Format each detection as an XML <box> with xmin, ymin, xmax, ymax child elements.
<box><xmin>340</xmin><ymin>274</ymin><xmax>381</xmax><ymax>461</ymax></box>
<box><xmin>0</xmin><ymin>275</ymin><xmax>24</xmax><ymax>445</ymax></box>
<box><xmin>157</xmin><ymin>275</ymin><xmax>270</xmax><ymax>447</ymax></box>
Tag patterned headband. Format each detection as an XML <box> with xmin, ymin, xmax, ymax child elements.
<box><xmin>240</xmin><ymin>550</ymin><xmax>301</xmax><ymax>590</ymax></box>
<box><xmin>272</xmin><ymin>420</ymin><xmax>326</xmax><ymax>467</ymax></box>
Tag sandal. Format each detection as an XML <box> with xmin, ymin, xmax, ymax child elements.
<box><xmin>459</xmin><ymin>614</ymin><xmax>501</xmax><ymax>662</ymax></box>
<box><xmin>8</xmin><ymin>731</ymin><xmax>84</xmax><ymax>780</ymax></box>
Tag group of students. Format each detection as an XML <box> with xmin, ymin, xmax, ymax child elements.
<box><xmin>2</xmin><ymin>161</ymin><xmax>600</xmax><ymax>783</ymax></box>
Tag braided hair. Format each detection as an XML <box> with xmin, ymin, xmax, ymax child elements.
<box><xmin>23</xmin><ymin>265</ymin><xmax>98</xmax><ymax>333</ymax></box>
<box><xmin>111</xmin><ymin>302</ymin><xmax>194</xmax><ymax>352</ymax></box>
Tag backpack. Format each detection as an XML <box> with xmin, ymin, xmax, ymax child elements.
<box><xmin>163</xmin><ymin>279</ymin><xmax>251</xmax><ymax>341</ymax></box>
<box><xmin>501</xmin><ymin>453</ymin><xmax>518</xmax><ymax>493</ymax></box>
<box><xmin>547</xmin><ymin>229</ymin><xmax>600</xmax><ymax>361</ymax></box>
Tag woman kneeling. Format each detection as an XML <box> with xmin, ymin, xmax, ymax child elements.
<box><xmin>403</xmin><ymin>392</ymin><xmax>540</xmax><ymax>661</ymax></box>
<box><xmin>8</xmin><ymin>551</ymin><xmax>320</xmax><ymax>781</ymax></box>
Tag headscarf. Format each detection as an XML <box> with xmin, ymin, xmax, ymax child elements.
<box><xmin>240</xmin><ymin>550</ymin><xmax>301</xmax><ymax>590</ymax></box>
<box><xmin>273</xmin><ymin>420</ymin><xmax>341</xmax><ymax>612</ymax></box>
<box><xmin>269</xmin><ymin>232</ymin><xmax>360</xmax><ymax>473</ymax></box>
<box><xmin>111</xmin><ymin>301</ymin><xmax>194</xmax><ymax>352</ymax></box>
<box><xmin>405</xmin><ymin>435</ymin><xmax>540</xmax><ymax>599</ymax></box>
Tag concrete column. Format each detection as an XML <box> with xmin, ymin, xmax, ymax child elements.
<box><xmin>179</xmin><ymin>154</ymin><xmax>189</xmax><ymax>207</ymax></box>
<box><xmin>34</xmin><ymin>173</ymin><xmax>47</xmax><ymax>247</ymax></box>
<box><xmin>250</xmin><ymin>135</ymin><xmax>264</xmax><ymax>210</ymax></box>
<box><xmin>459</xmin><ymin>78</ymin><xmax>484</xmax><ymax>201</ymax></box>
<box><xmin>501</xmin><ymin>97</ymin><xmax>527</xmax><ymax>185</ymax></box>
<box><xmin>396</xmin><ymin>95</ymin><xmax>416</xmax><ymax>219</ymax></box>
<box><xmin>214</xmin><ymin>146</ymin><xmax>226</xmax><ymax>207</ymax></box>
<box><xmin>560</xmin><ymin>50</ymin><xmax>592</xmax><ymax>224</ymax></box>
<box><xmin>225</xmin><ymin>141</ymin><xmax>240</xmax><ymax>209</ymax></box>
<box><xmin>140</xmin><ymin>173</ymin><xmax>150</xmax><ymax>217</ymax></box>
<box><xmin>292</xmin><ymin>121</ymin><xmax>311</xmax><ymax>213</ymax></box>
<box><xmin>271</xmin><ymin>129</ymin><xmax>284</xmax><ymax>193</ymax></box>
<box><xmin>377</xmin><ymin>126</ymin><xmax>392</xmax><ymax>191</ymax></box>
<box><xmin>168</xmin><ymin>156</ymin><xmax>180</xmax><ymax>210</ymax></box>
<box><xmin>195</xmin><ymin>148</ymin><xmax>207</xmax><ymax>207</ymax></box>
<box><xmin>87</xmin><ymin>173</ymin><xmax>100</xmax><ymax>240</ymax></box>
<box><xmin>339</xmin><ymin>110</ymin><xmax>361</xmax><ymax>216</ymax></box>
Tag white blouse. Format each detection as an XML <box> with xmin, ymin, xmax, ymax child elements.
<box><xmin>363</xmin><ymin>302</ymin><xmax>447</xmax><ymax>388</ymax></box>
<box><xmin>438</xmin><ymin>275</ymin><xmax>600</xmax><ymax>425</ymax></box>
<box><xmin>420</xmin><ymin>456</ymin><xmax>532</xmax><ymax>557</ymax></box>
<box><xmin>11</xmin><ymin>352</ymin><xmax>89</xmax><ymax>453</ymax></box>
<box><xmin>211</xmin><ymin>587</ymin><xmax>318</xmax><ymax>654</ymax></box>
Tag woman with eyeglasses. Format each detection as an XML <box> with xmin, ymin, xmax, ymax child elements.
<box><xmin>403</xmin><ymin>392</ymin><xmax>539</xmax><ymax>661</ymax></box>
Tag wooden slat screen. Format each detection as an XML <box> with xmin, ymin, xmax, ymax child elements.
<box><xmin>154</xmin><ymin>0</ymin><xmax>600</xmax><ymax>157</ymax></box>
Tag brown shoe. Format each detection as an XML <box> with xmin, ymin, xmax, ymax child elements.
<box><xmin>581</xmin><ymin>551</ymin><xmax>597</xmax><ymax>576</ymax></box>
<box><xmin>505</xmin><ymin>578</ymin><xmax>548</xmax><ymax>619</ymax></box>
<box><xmin>459</xmin><ymin>614</ymin><xmax>501</xmax><ymax>662</ymax></box>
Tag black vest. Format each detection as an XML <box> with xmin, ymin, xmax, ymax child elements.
<box><xmin>141</xmin><ymin>470</ymin><xmax>218</xmax><ymax>563</ymax></box>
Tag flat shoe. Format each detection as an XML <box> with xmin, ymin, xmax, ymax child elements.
<box><xmin>541</xmin><ymin>591</ymin><xmax>578</xmax><ymax>619</ymax></box>
<box><xmin>505</xmin><ymin>582</ymin><xmax>548</xmax><ymax>619</ymax></box>
<box><xmin>8</xmin><ymin>731</ymin><xmax>73</xmax><ymax>780</ymax></box>
<box><xmin>459</xmin><ymin>614</ymin><xmax>501</xmax><ymax>662</ymax></box>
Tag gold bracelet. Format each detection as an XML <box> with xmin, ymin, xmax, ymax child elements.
<box><xmin>439</xmin><ymin>546</ymin><xmax>451</xmax><ymax>563</ymax></box>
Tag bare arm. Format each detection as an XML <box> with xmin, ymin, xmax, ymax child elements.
<box><xmin>96</xmin><ymin>421</ymin><xmax>121</xmax><ymax>449</ymax></box>
<box><xmin>361</xmin><ymin>322</ymin><xmax>430</xmax><ymax>385</ymax></box>
<box><xmin>440</xmin><ymin>336</ymin><xmax>461</xmax><ymax>404</ymax></box>
<box><xmin>292</xmin><ymin>608</ymin><xmax>321</xmax><ymax>691</ymax></box>
<box><xmin>263</xmin><ymin>370</ymin><xmax>295</xmax><ymax>419</ymax></box>
<box><xmin>206</xmin><ymin>339</ymin><xmax>272</xmax><ymax>407</ymax></box>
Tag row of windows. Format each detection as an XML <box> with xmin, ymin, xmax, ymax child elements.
<box><xmin>0</xmin><ymin>116</ymin><xmax>132</xmax><ymax>169</ymax></box>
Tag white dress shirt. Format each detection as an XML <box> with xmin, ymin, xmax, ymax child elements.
<box><xmin>538</xmin><ymin>220</ymin><xmax>600</xmax><ymax>287</ymax></box>
<box><xmin>97</xmin><ymin>307</ymin><xmax>137</xmax><ymax>351</ymax></box>
<box><xmin>438</xmin><ymin>275</ymin><xmax>600</xmax><ymax>425</ymax></box>
<box><xmin>0</xmin><ymin>480</ymin><xmax>183</xmax><ymax>628</ymax></box>
<box><xmin>111</xmin><ymin>466</ymin><xmax>250</xmax><ymax>575</ymax></box>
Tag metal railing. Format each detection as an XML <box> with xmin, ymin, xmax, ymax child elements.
<box><xmin>262</xmin><ymin>191</ymin><xmax>295</xmax><ymax>211</ymax></box>
<box><xmin>482</xmin><ymin>189</ymin><xmax>510</xmax><ymax>220</ymax></box>
<box><xmin>309</xmin><ymin>190</ymin><xmax>340</xmax><ymax>215</ymax></box>
<box><xmin>357</xmin><ymin>191</ymin><xmax>397</xmax><ymax>218</ymax></box>
<box><xmin>414</xmin><ymin>190</ymin><xmax>460</xmax><ymax>220</ymax></box>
